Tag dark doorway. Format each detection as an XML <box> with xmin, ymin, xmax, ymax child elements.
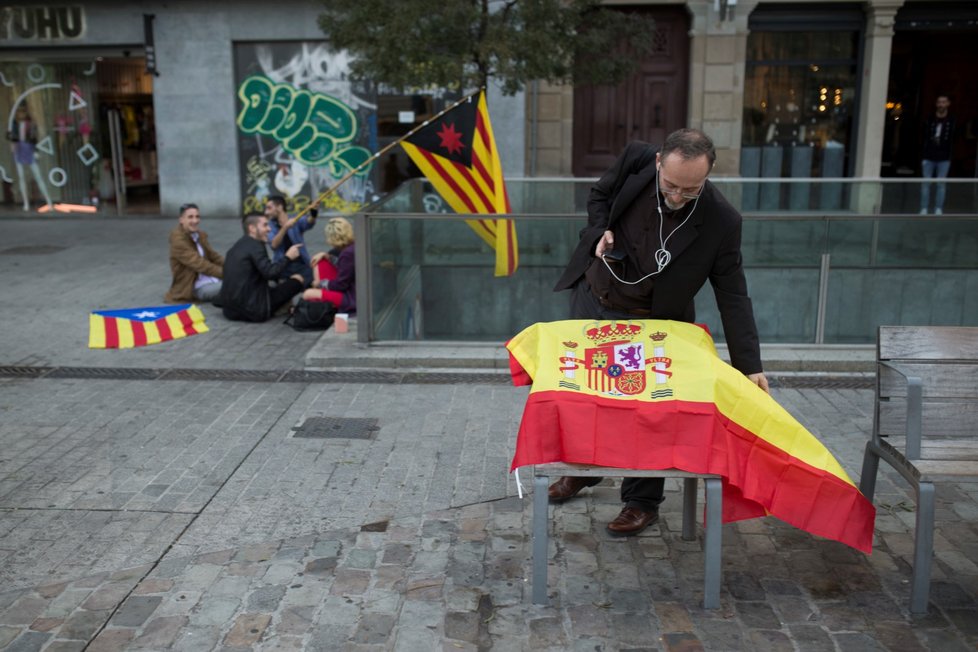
<box><xmin>882</xmin><ymin>7</ymin><xmax>978</xmax><ymax>178</ymax></box>
<box><xmin>572</xmin><ymin>6</ymin><xmax>690</xmax><ymax>177</ymax></box>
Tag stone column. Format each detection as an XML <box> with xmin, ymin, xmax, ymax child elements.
<box><xmin>687</xmin><ymin>0</ymin><xmax>760</xmax><ymax>176</ymax></box>
<box><xmin>853</xmin><ymin>0</ymin><xmax>904</xmax><ymax>179</ymax></box>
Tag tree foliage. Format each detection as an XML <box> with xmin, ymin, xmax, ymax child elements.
<box><xmin>318</xmin><ymin>0</ymin><xmax>656</xmax><ymax>95</ymax></box>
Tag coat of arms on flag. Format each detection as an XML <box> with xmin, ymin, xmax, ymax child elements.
<box><xmin>400</xmin><ymin>90</ymin><xmax>518</xmax><ymax>277</ymax></box>
<box><xmin>89</xmin><ymin>304</ymin><xmax>208</xmax><ymax>349</ymax></box>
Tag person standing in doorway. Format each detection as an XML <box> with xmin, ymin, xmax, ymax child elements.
<box><xmin>920</xmin><ymin>95</ymin><xmax>955</xmax><ymax>215</ymax></box>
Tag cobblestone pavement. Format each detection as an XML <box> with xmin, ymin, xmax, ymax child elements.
<box><xmin>0</xmin><ymin>218</ymin><xmax>976</xmax><ymax>650</ymax></box>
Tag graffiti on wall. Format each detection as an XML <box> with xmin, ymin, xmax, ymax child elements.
<box><xmin>234</xmin><ymin>42</ymin><xmax>375</xmax><ymax>216</ymax></box>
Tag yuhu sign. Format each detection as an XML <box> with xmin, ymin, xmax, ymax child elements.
<box><xmin>0</xmin><ymin>6</ymin><xmax>85</xmax><ymax>40</ymax></box>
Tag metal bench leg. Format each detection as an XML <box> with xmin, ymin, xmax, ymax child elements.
<box><xmin>682</xmin><ymin>478</ymin><xmax>697</xmax><ymax>541</ymax></box>
<box><xmin>703</xmin><ymin>478</ymin><xmax>722</xmax><ymax>609</ymax></box>
<box><xmin>910</xmin><ymin>482</ymin><xmax>935</xmax><ymax>614</ymax></box>
<box><xmin>859</xmin><ymin>441</ymin><xmax>880</xmax><ymax>501</ymax></box>
<box><xmin>532</xmin><ymin>474</ymin><xmax>550</xmax><ymax>605</ymax></box>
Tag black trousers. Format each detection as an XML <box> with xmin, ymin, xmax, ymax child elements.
<box><xmin>569</xmin><ymin>280</ymin><xmax>665</xmax><ymax>512</ymax></box>
<box><xmin>269</xmin><ymin>278</ymin><xmax>304</xmax><ymax>317</ymax></box>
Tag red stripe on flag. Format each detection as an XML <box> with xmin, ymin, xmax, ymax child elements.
<box><xmin>157</xmin><ymin>317</ymin><xmax>173</xmax><ymax>341</ymax></box>
<box><xmin>177</xmin><ymin>308</ymin><xmax>197</xmax><ymax>335</ymax></box>
<box><xmin>476</xmin><ymin>110</ymin><xmax>492</xmax><ymax>156</ymax></box>
<box><xmin>418</xmin><ymin>149</ymin><xmax>479</xmax><ymax>213</ymax></box>
<box><xmin>505</xmin><ymin>219</ymin><xmax>517</xmax><ymax>274</ymax></box>
<box><xmin>471</xmin><ymin>156</ymin><xmax>494</xmax><ymax>194</ymax></box>
<box><xmin>104</xmin><ymin>317</ymin><xmax>119</xmax><ymax>348</ymax></box>
<box><xmin>131</xmin><ymin>320</ymin><xmax>147</xmax><ymax>347</ymax></box>
<box><xmin>510</xmin><ymin>391</ymin><xmax>875</xmax><ymax>553</ymax></box>
<box><xmin>449</xmin><ymin>159</ymin><xmax>494</xmax><ymax>213</ymax></box>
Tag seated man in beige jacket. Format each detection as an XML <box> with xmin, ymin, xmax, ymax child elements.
<box><xmin>164</xmin><ymin>203</ymin><xmax>224</xmax><ymax>303</ymax></box>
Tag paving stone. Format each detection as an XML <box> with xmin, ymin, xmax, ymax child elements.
<box><xmin>247</xmin><ymin>584</ymin><xmax>287</xmax><ymax>612</ymax></box>
<box><xmin>86</xmin><ymin>628</ymin><xmax>136</xmax><ymax>652</ymax></box>
<box><xmin>224</xmin><ymin>613</ymin><xmax>272</xmax><ymax>647</ymax></box>
<box><xmin>733</xmin><ymin>601</ymin><xmax>781</xmax><ymax>629</ymax></box>
<box><xmin>110</xmin><ymin>595</ymin><xmax>162</xmax><ymax>627</ymax></box>
<box><xmin>528</xmin><ymin>616</ymin><xmax>567</xmax><ymax>649</ymax></box>
<box><xmin>130</xmin><ymin>616</ymin><xmax>188</xmax><ymax>649</ymax></box>
<box><xmin>834</xmin><ymin>631</ymin><xmax>886</xmax><ymax>651</ymax></box>
<box><xmin>353</xmin><ymin>613</ymin><xmax>397</xmax><ymax>644</ymax></box>
<box><xmin>5</xmin><ymin>631</ymin><xmax>52</xmax><ymax>652</ymax></box>
<box><xmin>58</xmin><ymin>608</ymin><xmax>112</xmax><ymax>640</ymax></box>
<box><xmin>786</xmin><ymin>623</ymin><xmax>834</xmax><ymax>651</ymax></box>
<box><xmin>40</xmin><ymin>641</ymin><xmax>86</xmax><ymax>652</ymax></box>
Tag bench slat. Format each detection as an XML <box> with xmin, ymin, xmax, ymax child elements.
<box><xmin>880</xmin><ymin>437</ymin><xmax>978</xmax><ymax>461</ymax></box>
<box><xmin>532</xmin><ymin>462</ymin><xmax>719</xmax><ymax>479</ymax></box>
<box><xmin>879</xmin><ymin>326</ymin><xmax>978</xmax><ymax>360</ymax></box>
<box><xmin>879</xmin><ymin>401</ymin><xmax>978</xmax><ymax>439</ymax></box>
<box><xmin>879</xmin><ymin>363</ymin><xmax>978</xmax><ymax>399</ymax></box>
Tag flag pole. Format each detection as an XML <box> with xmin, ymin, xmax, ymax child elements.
<box><xmin>290</xmin><ymin>88</ymin><xmax>484</xmax><ymax>221</ymax></box>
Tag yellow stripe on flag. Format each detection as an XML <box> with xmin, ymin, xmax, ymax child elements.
<box><xmin>88</xmin><ymin>314</ymin><xmax>106</xmax><ymax>348</ymax></box>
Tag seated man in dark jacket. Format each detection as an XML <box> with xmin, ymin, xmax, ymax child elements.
<box><xmin>220</xmin><ymin>213</ymin><xmax>305</xmax><ymax>322</ymax></box>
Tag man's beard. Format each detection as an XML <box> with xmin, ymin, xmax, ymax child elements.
<box><xmin>663</xmin><ymin>194</ymin><xmax>687</xmax><ymax>211</ymax></box>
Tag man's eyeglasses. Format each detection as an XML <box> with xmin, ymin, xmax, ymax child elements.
<box><xmin>658</xmin><ymin>179</ymin><xmax>704</xmax><ymax>201</ymax></box>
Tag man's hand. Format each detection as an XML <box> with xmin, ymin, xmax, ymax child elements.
<box><xmin>285</xmin><ymin>243</ymin><xmax>303</xmax><ymax>260</ymax></box>
<box><xmin>748</xmin><ymin>372</ymin><xmax>770</xmax><ymax>393</ymax></box>
<box><xmin>594</xmin><ymin>230</ymin><xmax>614</xmax><ymax>257</ymax></box>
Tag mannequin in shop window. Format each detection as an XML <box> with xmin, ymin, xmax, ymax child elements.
<box><xmin>7</xmin><ymin>105</ymin><xmax>53</xmax><ymax>211</ymax></box>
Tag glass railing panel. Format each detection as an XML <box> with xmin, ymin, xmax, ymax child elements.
<box><xmin>361</xmin><ymin>179</ymin><xmax>978</xmax><ymax>344</ymax></box>
<box><xmin>822</xmin><ymin>268</ymin><xmax>978</xmax><ymax>343</ymax></box>
<box><xmin>872</xmin><ymin>217</ymin><xmax>978</xmax><ymax>268</ymax></box>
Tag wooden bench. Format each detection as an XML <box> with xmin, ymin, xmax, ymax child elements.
<box><xmin>530</xmin><ymin>463</ymin><xmax>723</xmax><ymax>609</ymax></box>
<box><xmin>859</xmin><ymin>326</ymin><xmax>978</xmax><ymax>614</ymax></box>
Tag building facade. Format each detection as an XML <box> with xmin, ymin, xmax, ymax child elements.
<box><xmin>1</xmin><ymin>1</ymin><xmax>974</xmax><ymax>217</ymax></box>
<box><xmin>529</xmin><ymin>0</ymin><xmax>977</xmax><ymax>187</ymax></box>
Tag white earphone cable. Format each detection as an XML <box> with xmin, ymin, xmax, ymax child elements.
<box><xmin>600</xmin><ymin>169</ymin><xmax>699</xmax><ymax>285</ymax></box>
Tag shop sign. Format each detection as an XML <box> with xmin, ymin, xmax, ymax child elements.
<box><xmin>0</xmin><ymin>6</ymin><xmax>85</xmax><ymax>40</ymax></box>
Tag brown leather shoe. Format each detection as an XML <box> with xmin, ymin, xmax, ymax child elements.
<box><xmin>606</xmin><ymin>506</ymin><xmax>659</xmax><ymax>537</ymax></box>
<box><xmin>547</xmin><ymin>476</ymin><xmax>593</xmax><ymax>504</ymax></box>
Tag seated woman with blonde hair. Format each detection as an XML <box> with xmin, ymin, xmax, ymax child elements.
<box><xmin>304</xmin><ymin>216</ymin><xmax>356</xmax><ymax>314</ymax></box>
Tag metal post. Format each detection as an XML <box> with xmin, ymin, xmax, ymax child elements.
<box><xmin>682</xmin><ymin>478</ymin><xmax>697</xmax><ymax>541</ymax></box>
<box><xmin>353</xmin><ymin>212</ymin><xmax>370</xmax><ymax>344</ymax></box>
<box><xmin>703</xmin><ymin>478</ymin><xmax>722</xmax><ymax>609</ymax></box>
<box><xmin>532</xmin><ymin>474</ymin><xmax>550</xmax><ymax>605</ymax></box>
<box><xmin>107</xmin><ymin>109</ymin><xmax>127</xmax><ymax>216</ymax></box>
<box><xmin>815</xmin><ymin>253</ymin><xmax>831</xmax><ymax>344</ymax></box>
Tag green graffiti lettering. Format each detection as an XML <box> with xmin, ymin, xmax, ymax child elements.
<box><xmin>259</xmin><ymin>85</ymin><xmax>293</xmax><ymax>134</ymax></box>
<box><xmin>276</xmin><ymin>90</ymin><xmax>311</xmax><ymax>141</ymax></box>
<box><xmin>307</xmin><ymin>95</ymin><xmax>356</xmax><ymax>144</ymax></box>
<box><xmin>236</xmin><ymin>76</ymin><xmax>273</xmax><ymax>132</ymax></box>
<box><xmin>330</xmin><ymin>146</ymin><xmax>372</xmax><ymax>177</ymax></box>
<box><xmin>236</xmin><ymin>75</ymin><xmax>370</xmax><ymax>170</ymax></box>
<box><xmin>297</xmin><ymin>134</ymin><xmax>335</xmax><ymax>166</ymax></box>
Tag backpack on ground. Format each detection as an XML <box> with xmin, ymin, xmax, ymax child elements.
<box><xmin>285</xmin><ymin>299</ymin><xmax>337</xmax><ymax>331</ymax></box>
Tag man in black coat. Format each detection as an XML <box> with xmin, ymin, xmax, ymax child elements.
<box><xmin>220</xmin><ymin>213</ymin><xmax>305</xmax><ymax>322</ymax></box>
<box><xmin>549</xmin><ymin>129</ymin><xmax>769</xmax><ymax>536</ymax></box>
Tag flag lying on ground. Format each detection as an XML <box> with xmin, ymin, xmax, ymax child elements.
<box><xmin>506</xmin><ymin>319</ymin><xmax>876</xmax><ymax>553</ymax></box>
<box><xmin>401</xmin><ymin>90</ymin><xmax>518</xmax><ymax>277</ymax></box>
<box><xmin>89</xmin><ymin>304</ymin><xmax>208</xmax><ymax>349</ymax></box>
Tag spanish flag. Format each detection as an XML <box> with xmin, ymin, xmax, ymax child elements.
<box><xmin>89</xmin><ymin>304</ymin><xmax>208</xmax><ymax>349</ymax></box>
<box><xmin>507</xmin><ymin>320</ymin><xmax>875</xmax><ymax>553</ymax></box>
<box><xmin>401</xmin><ymin>90</ymin><xmax>518</xmax><ymax>276</ymax></box>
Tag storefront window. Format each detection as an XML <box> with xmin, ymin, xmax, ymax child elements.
<box><xmin>742</xmin><ymin>12</ymin><xmax>862</xmax><ymax>184</ymax></box>
<box><xmin>0</xmin><ymin>57</ymin><xmax>157</xmax><ymax>213</ymax></box>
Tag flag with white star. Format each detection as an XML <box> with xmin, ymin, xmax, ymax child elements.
<box><xmin>401</xmin><ymin>90</ymin><xmax>518</xmax><ymax>277</ymax></box>
<box><xmin>89</xmin><ymin>304</ymin><xmax>208</xmax><ymax>349</ymax></box>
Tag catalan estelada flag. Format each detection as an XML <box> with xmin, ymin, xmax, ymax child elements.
<box><xmin>401</xmin><ymin>90</ymin><xmax>518</xmax><ymax>276</ymax></box>
<box><xmin>507</xmin><ymin>319</ymin><xmax>876</xmax><ymax>553</ymax></box>
<box><xmin>89</xmin><ymin>304</ymin><xmax>208</xmax><ymax>349</ymax></box>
